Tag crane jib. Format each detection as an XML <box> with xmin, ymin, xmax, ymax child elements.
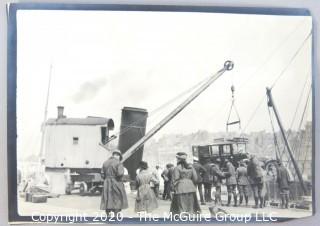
<box><xmin>121</xmin><ymin>61</ymin><xmax>234</xmax><ymax>163</ymax></box>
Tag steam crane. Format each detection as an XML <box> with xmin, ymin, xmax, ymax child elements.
<box><xmin>120</xmin><ymin>61</ymin><xmax>234</xmax><ymax>164</ymax></box>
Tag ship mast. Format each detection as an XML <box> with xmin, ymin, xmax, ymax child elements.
<box><xmin>266</xmin><ymin>87</ymin><xmax>308</xmax><ymax>195</ymax></box>
<box><xmin>39</xmin><ymin>64</ymin><xmax>53</xmax><ymax>161</ymax></box>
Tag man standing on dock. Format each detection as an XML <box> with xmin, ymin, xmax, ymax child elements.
<box><xmin>100</xmin><ymin>150</ymin><xmax>128</xmax><ymax>216</ymax></box>
<box><xmin>225</xmin><ymin>159</ymin><xmax>238</xmax><ymax>207</ymax></box>
<box><xmin>203</xmin><ymin>158</ymin><xmax>214</xmax><ymax>203</ymax></box>
<box><xmin>277</xmin><ymin>161</ymin><xmax>291</xmax><ymax>209</ymax></box>
<box><xmin>211</xmin><ymin>158</ymin><xmax>225</xmax><ymax>206</ymax></box>
<box><xmin>236</xmin><ymin>161</ymin><xmax>250</xmax><ymax>206</ymax></box>
<box><xmin>247</xmin><ymin>155</ymin><xmax>264</xmax><ymax>208</ymax></box>
<box><xmin>193</xmin><ymin>157</ymin><xmax>206</xmax><ymax>205</ymax></box>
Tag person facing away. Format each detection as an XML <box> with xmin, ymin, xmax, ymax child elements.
<box><xmin>150</xmin><ymin>165</ymin><xmax>161</xmax><ymax>198</ymax></box>
<box><xmin>236</xmin><ymin>161</ymin><xmax>250</xmax><ymax>206</ymax></box>
<box><xmin>100</xmin><ymin>150</ymin><xmax>128</xmax><ymax>216</ymax></box>
<box><xmin>161</xmin><ymin>163</ymin><xmax>174</xmax><ymax>200</ymax></box>
<box><xmin>170</xmin><ymin>152</ymin><xmax>201</xmax><ymax>215</ymax></box>
<box><xmin>192</xmin><ymin>157</ymin><xmax>207</xmax><ymax>205</ymax></box>
<box><xmin>135</xmin><ymin>161</ymin><xmax>159</xmax><ymax>213</ymax></box>
<box><xmin>211</xmin><ymin>158</ymin><xmax>225</xmax><ymax>206</ymax></box>
<box><xmin>277</xmin><ymin>161</ymin><xmax>291</xmax><ymax>209</ymax></box>
<box><xmin>225</xmin><ymin>159</ymin><xmax>238</xmax><ymax>207</ymax></box>
<box><xmin>247</xmin><ymin>154</ymin><xmax>264</xmax><ymax>208</ymax></box>
<box><xmin>202</xmin><ymin>158</ymin><xmax>214</xmax><ymax>203</ymax></box>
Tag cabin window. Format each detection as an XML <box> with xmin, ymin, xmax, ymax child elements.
<box><xmin>210</xmin><ymin>145</ymin><xmax>219</xmax><ymax>155</ymax></box>
<box><xmin>73</xmin><ymin>137</ymin><xmax>79</xmax><ymax>145</ymax></box>
<box><xmin>101</xmin><ymin>127</ymin><xmax>109</xmax><ymax>145</ymax></box>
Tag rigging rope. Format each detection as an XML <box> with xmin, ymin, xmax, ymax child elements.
<box><xmin>107</xmin><ymin>72</ymin><xmax>214</xmax><ymax>141</ymax></box>
<box><xmin>241</xmin><ymin>27</ymin><xmax>311</xmax><ymax>136</ymax></box>
<box><xmin>270</xmin><ymin>31</ymin><xmax>312</xmax><ymax>89</ymax></box>
<box><xmin>238</xmin><ymin>19</ymin><xmax>308</xmax><ymax>91</ymax></box>
<box><xmin>284</xmin><ymin>86</ymin><xmax>311</xmax><ymax>174</ymax></box>
<box><xmin>279</xmin><ymin>72</ymin><xmax>311</xmax><ymax>159</ymax></box>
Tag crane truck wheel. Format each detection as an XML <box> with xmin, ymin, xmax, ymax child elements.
<box><xmin>79</xmin><ymin>182</ymin><xmax>88</xmax><ymax>196</ymax></box>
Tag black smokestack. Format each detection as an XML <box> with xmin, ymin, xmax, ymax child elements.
<box><xmin>118</xmin><ymin>107</ymin><xmax>148</xmax><ymax>180</ymax></box>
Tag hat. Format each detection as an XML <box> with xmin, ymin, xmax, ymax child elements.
<box><xmin>215</xmin><ymin>158</ymin><xmax>221</xmax><ymax>163</ymax></box>
<box><xmin>112</xmin><ymin>150</ymin><xmax>123</xmax><ymax>161</ymax></box>
<box><xmin>193</xmin><ymin>156</ymin><xmax>199</xmax><ymax>162</ymax></box>
<box><xmin>176</xmin><ymin>152</ymin><xmax>187</xmax><ymax>160</ymax></box>
<box><xmin>166</xmin><ymin>163</ymin><xmax>174</xmax><ymax>168</ymax></box>
<box><xmin>139</xmin><ymin>161</ymin><xmax>148</xmax><ymax>170</ymax></box>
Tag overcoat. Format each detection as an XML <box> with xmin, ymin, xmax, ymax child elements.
<box><xmin>212</xmin><ymin>164</ymin><xmax>225</xmax><ymax>186</ymax></box>
<box><xmin>100</xmin><ymin>157</ymin><xmax>128</xmax><ymax>210</ymax></box>
<box><xmin>247</xmin><ymin>157</ymin><xmax>263</xmax><ymax>184</ymax></box>
<box><xmin>277</xmin><ymin>165</ymin><xmax>290</xmax><ymax>190</ymax></box>
<box><xmin>135</xmin><ymin>169</ymin><xmax>158</xmax><ymax>212</ymax></box>
<box><xmin>170</xmin><ymin>163</ymin><xmax>200</xmax><ymax>214</ymax></box>
<box><xmin>193</xmin><ymin>162</ymin><xmax>206</xmax><ymax>184</ymax></box>
<box><xmin>172</xmin><ymin>164</ymin><xmax>197</xmax><ymax>194</ymax></box>
<box><xmin>236</xmin><ymin>166</ymin><xmax>250</xmax><ymax>185</ymax></box>
<box><xmin>225</xmin><ymin>162</ymin><xmax>237</xmax><ymax>186</ymax></box>
<box><xmin>202</xmin><ymin>162</ymin><xmax>213</xmax><ymax>184</ymax></box>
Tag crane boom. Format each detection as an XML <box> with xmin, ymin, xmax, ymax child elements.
<box><xmin>121</xmin><ymin>61</ymin><xmax>234</xmax><ymax>162</ymax></box>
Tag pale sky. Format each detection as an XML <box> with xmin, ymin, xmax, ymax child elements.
<box><xmin>16</xmin><ymin>10</ymin><xmax>312</xmax><ymax>158</ymax></box>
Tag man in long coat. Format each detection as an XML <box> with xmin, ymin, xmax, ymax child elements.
<box><xmin>277</xmin><ymin>161</ymin><xmax>291</xmax><ymax>209</ymax></box>
<box><xmin>203</xmin><ymin>159</ymin><xmax>213</xmax><ymax>202</ymax></box>
<box><xmin>225</xmin><ymin>160</ymin><xmax>237</xmax><ymax>206</ymax></box>
<box><xmin>161</xmin><ymin>165</ymin><xmax>170</xmax><ymax>200</ymax></box>
<box><xmin>100</xmin><ymin>150</ymin><xmax>128</xmax><ymax>215</ymax></box>
<box><xmin>247</xmin><ymin>155</ymin><xmax>264</xmax><ymax>208</ymax></box>
<box><xmin>236</xmin><ymin>161</ymin><xmax>250</xmax><ymax>206</ymax></box>
<box><xmin>193</xmin><ymin>158</ymin><xmax>206</xmax><ymax>205</ymax></box>
<box><xmin>211</xmin><ymin>159</ymin><xmax>225</xmax><ymax>206</ymax></box>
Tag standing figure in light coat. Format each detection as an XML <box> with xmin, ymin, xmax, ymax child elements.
<box><xmin>135</xmin><ymin>161</ymin><xmax>159</xmax><ymax>213</ymax></box>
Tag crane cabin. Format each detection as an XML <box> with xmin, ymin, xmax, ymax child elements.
<box><xmin>44</xmin><ymin>106</ymin><xmax>114</xmax><ymax>194</ymax></box>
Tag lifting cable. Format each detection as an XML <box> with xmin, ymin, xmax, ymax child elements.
<box><xmin>226</xmin><ymin>85</ymin><xmax>241</xmax><ymax>132</ymax></box>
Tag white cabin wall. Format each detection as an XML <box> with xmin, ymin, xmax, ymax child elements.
<box><xmin>44</xmin><ymin>125</ymin><xmax>112</xmax><ymax>169</ymax></box>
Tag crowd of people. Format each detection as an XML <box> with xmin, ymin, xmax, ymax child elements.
<box><xmin>100</xmin><ymin>150</ymin><xmax>291</xmax><ymax>216</ymax></box>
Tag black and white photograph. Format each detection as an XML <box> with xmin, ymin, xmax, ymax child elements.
<box><xmin>9</xmin><ymin>4</ymin><xmax>313</xmax><ymax>223</ymax></box>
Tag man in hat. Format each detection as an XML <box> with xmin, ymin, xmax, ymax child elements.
<box><xmin>192</xmin><ymin>156</ymin><xmax>206</xmax><ymax>205</ymax></box>
<box><xmin>247</xmin><ymin>155</ymin><xmax>264</xmax><ymax>208</ymax></box>
<box><xmin>211</xmin><ymin>158</ymin><xmax>225</xmax><ymax>206</ymax></box>
<box><xmin>100</xmin><ymin>150</ymin><xmax>128</xmax><ymax>215</ymax></box>
<box><xmin>277</xmin><ymin>161</ymin><xmax>291</xmax><ymax>209</ymax></box>
<box><xmin>203</xmin><ymin>158</ymin><xmax>214</xmax><ymax>202</ymax></box>
<box><xmin>161</xmin><ymin>163</ymin><xmax>173</xmax><ymax>200</ymax></box>
<box><xmin>236</xmin><ymin>161</ymin><xmax>250</xmax><ymax>206</ymax></box>
<box><xmin>225</xmin><ymin>159</ymin><xmax>238</xmax><ymax>207</ymax></box>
